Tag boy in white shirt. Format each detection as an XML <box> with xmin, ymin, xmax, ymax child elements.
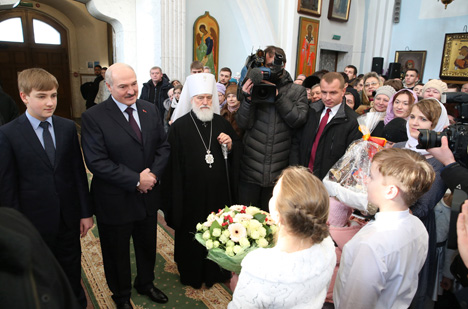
<box><xmin>334</xmin><ymin>148</ymin><xmax>435</xmax><ymax>309</ymax></box>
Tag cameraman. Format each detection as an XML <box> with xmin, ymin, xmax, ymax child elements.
<box><xmin>427</xmin><ymin>136</ymin><xmax>468</xmax><ymax>192</ymax></box>
<box><xmin>236</xmin><ymin>46</ymin><xmax>308</xmax><ymax>210</ymax></box>
<box><xmin>429</xmin><ymin>137</ymin><xmax>468</xmax><ymax>270</ymax></box>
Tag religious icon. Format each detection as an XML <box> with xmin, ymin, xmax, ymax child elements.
<box><xmin>296</xmin><ymin>17</ymin><xmax>320</xmax><ymax>77</ymax></box>
<box><xmin>193</xmin><ymin>12</ymin><xmax>219</xmax><ymax>79</ymax></box>
<box><xmin>440</xmin><ymin>32</ymin><xmax>468</xmax><ymax>80</ymax></box>
<box><xmin>395</xmin><ymin>51</ymin><xmax>427</xmax><ymax>81</ymax></box>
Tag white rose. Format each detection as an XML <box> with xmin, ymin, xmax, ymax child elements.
<box><xmin>257</xmin><ymin>238</ymin><xmax>269</xmax><ymax>248</ymax></box>
<box><xmin>219</xmin><ymin>234</ymin><xmax>229</xmax><ymax>244</ymax></box>
<box><xmin>212</xmin><ymin>228</ymin><xmax>222</xmax><ymax>237</ymax></box>
<box><xmin>250</xmin><ymin>230</ymin><xmax>260</xmax><ymax>240</ymax></box>
<box><xmin>226</xmin><ymin>247</ymin><xmax>235</xmax><ymax>257</ymax></box>
<box><xmin>202</xmin><ymin>230</ymin><xmax>211</xmax><ymax>240</ymax></box>
<box><xmin>233</xmin><ymin>245</ymin><xmax>244</xmax><ymax>255</ymax></box>
<box><xmin>239</xmin><ymin>237</ymin><xmax>250</xmax><ymax>249</ymax></box>
<box><xmin>206</xmin><ymin>239</ymin><xmax>213</xmax><ymax>250</ymax></box>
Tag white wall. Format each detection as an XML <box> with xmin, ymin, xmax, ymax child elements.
<box><xmin>185</xmin><ymin>0</ymin><xmax>366</xmax><ymax>80</ymax></box>
<box><xmin>185</xmin><ymin>1</ymin><xmax>250</xmax><ymax>80</ymax></box>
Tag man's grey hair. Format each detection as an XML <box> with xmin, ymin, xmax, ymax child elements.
<box><xmin>105</xmin><ymin>63</ymin><xmax>136</xmax><ymax>86</ymax></box>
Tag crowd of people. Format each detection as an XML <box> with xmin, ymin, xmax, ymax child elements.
<box><xmin>1</xmin><ymin>44</ymin><xmax>468</xmax><ymax>309</ymax></box>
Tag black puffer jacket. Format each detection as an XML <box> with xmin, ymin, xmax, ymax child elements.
<box><xmin>290</xmin><ymin>100</ymin><xmax>361</xmax><ymax>180</ymax></box>
<box><xmin>236</xmin><ymin>71</ymin><xmax>308</xmax><ymax>187</ymax></box>
<box><xmin>139</xmin><ymin>74</ymin><xmax>173</xmax><ymax>122</ymax></box>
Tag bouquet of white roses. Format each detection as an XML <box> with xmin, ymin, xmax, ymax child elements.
<box><xmin>195</xmin><ymin>205</ymin><xmax>278</xmax><ymax>274</ymax></box>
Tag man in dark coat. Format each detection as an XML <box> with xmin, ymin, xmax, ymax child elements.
<box><xmin>139</xmin><ymin>66</ymin><xmax>173</xmax><ymax>122</ymax></box>
<box><xmin>163</xmin><ymin>73</ymin><xmax>240</xmax><ymax>289</ymax></box>
<box><xmin>236</xmin><ymin>46</ymin><xmax>308</xmax><ymax>210</ymax></box>
<box><xmin>0</xmin><ymin>68</ymin><xmax>93</xmax><ymax>308</ymax></box>
<box><xmin>81</xmin><ymin>63</ymin><xmax>170</xmax><ymax>309</ymax></box>
<box><xmin>0</xmin><ymin>85</ymin><xmax>19</xmax><ymax>125</ymax></box>
<box><xmin>290</xmin><ymin>72</ymin><xmax>361</xmax><ymax>180</ymax></box>
<box><xmin>86</xmin><ymin>64</ymin><xmax>103</xmax><ymax>109</ymax></box>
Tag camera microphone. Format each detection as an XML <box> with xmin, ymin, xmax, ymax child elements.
<box><xmin>249</xmin><ymin>68</ymin><xmax>264</xmax><ymax>85</ymax></box>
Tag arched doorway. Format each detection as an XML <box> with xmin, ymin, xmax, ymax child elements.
<box><xmin>0</xmin><ymin>8</ymin><xmax>72</xmax><ymax>119</ymax></box>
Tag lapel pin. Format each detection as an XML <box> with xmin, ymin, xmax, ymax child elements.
<box><xmin>142</xmin><ymin>109</ymin><xmax>147</xmax><ymax>113</ymax></box>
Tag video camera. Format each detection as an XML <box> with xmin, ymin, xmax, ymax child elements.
<box><xmin>417</xmin><ymin>92</ymin><xmax>468</xmax><ymax>166</ymax></box>
<box><xmin>415</xmin><ymin>92</ymin><xmax>468</xmax><ymax>253</ymax></box>
<box><xmin>239</xmin><ymin>49</ymin><xmax>285</xmax><ymax>104</ymax></box>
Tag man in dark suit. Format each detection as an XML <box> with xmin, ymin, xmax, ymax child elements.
<box><xmin>81</xmin><ymin>63</ymin><xmax>170</xmax><ymax>309</ymax></box>
<box><xmin>290</xmin><ymin>72</ymin><xmax>361</xmax><ymax>180</ymax></box>
<box><xmin>0</xmin><ymin>68</ymin><xmax>93</xmax><ymax>308</ymax></box>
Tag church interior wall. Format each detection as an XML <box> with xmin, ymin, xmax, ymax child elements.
<box><xmin>388</xmin><ymin>0</ymin><xmax>468</xmax><ymax>83</ymax></box>
<box><xmin>185</xmin><ymin>0</ymin><xmax>254</xmax><ymax>80</ymax></box>
<box><xmin>185</xmin><ymin>0</ymin><xmax>366</xmax><ymax>80</ymax></box>
<box><xmin>4</xmin><ymin>0</ymin><xmax>467</xmax><ymax>118</ymax></box>
<box><xmin>13</xmin><ymin>0</ymin><xmax>109</xmax><ymax>116</ymax></box>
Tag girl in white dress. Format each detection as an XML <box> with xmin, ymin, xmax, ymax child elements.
<box><xmin>229</xmin><ymin>166</ymin><xmax>336</xmax><ymax>309</ymax></box>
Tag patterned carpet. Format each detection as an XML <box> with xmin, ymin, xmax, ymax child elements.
<box><xmin>77</xmin><ymin>121</ymin><xmax>232</xmax><ymax>308</ymax></box>
<box><xmin>80</xmin><ymin>220</ymin><xmax>233</xmax><ymax>308</ymax></box>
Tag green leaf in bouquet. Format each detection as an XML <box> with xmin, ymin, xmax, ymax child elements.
<box><xmin>224</xmin><ymin>205</ymin><xmax>230</xmax><ymax>212</ymax></box>
<box><xmin>253</xmin><ymin>213</ymin><xmax>267</xmax><ymax>223</ymax></box>
<box><xmin>195</xmin><ymin>233</ymin><xmax>206</xmax><ymax>246</ymax></box>
<box><xmin>265</xmin><ymin>225</ymin><xmax>272</xmax><ymax>236</ymax></box>
<box><xmin>209</xmin><ymin>219</ymin><xmax>221</xmax><ymax>234</ymax></box>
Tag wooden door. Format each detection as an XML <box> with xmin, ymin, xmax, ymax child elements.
<box><xmin>0</xmin><ymin>9</ymin><xmax>72</xmax><ymax>118</ymax></box>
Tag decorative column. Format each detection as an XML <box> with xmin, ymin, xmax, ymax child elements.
<box><xmin>161</xmin><ymin>0</ymin><xmax>185</xmax><ymax>81</ymax></box>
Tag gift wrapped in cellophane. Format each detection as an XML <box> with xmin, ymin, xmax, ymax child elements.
<box><xmin>323</xmin><ymin>112</ymin><xmax>386</xmax><ymax>215</ymax></box>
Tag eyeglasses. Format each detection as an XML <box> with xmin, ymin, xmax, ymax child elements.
<box><xmin>364</xmin><ymin>82</ymin><xmax>379</xmax><ymax>87</ymax></box>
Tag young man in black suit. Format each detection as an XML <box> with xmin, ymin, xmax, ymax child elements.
<box><xmin>0</xmin><ymin>68</ymin><xmax>93</xmax><ymax>308</ymax></box>
<box><xmin>81</xmin><ymin>63</ymin><xmax>170</xmax><ymax>309</ymax></box>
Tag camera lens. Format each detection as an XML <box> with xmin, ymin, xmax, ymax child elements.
<box><xmin>417</xmin><ymin>129</ymin><xmax>443</xmax><ymax>149</ymax></box>
<box><xmin>257</xmin><ymin>87</ymin><xmax>268</xmax><ymax>100</ymax></box>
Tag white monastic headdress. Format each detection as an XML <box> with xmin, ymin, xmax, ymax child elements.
<box><xmin>171</xmin><ymin>73</ymin><xmax>220</xmax><ymax>123</ymax></box>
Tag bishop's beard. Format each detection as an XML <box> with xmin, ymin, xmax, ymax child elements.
<box><xmin>192</xmin><ymin>102</ymin><xmax>214</xmax><ymax>122</ymax></box>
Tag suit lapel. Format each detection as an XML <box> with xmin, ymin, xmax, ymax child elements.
<box><xmin>136</xmin><ymin>100</ymin><xmax>150</xmax><ymax>146</ymax></box>
<box><xmin>17</xmin><ymin>114</ymin><xmax>54</xmax><ymax>169</ymax></box>
<box><xmin>105</xmin><ymin>98</ymin><xmax>142</xmax><ymax>144</ymax></box>
<box><xmin>52</xmin><ymin>116</ymin><xmax>64</xmax><ymax>169</ymax></box>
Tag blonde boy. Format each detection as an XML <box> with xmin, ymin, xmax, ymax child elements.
<box><xmin>0</xmin><ymin>68</ymin><xmax>93</xmax><ymax>308</ymax></box>
<box><xmin>334</xmin><ymin>148</ymin><xmax>435</xmax><ymax>309</ymax></box>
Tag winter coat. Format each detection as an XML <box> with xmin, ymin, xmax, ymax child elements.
<box><xmin>139</xmin><ymin>75</ymin><xmax>173</xmax><ymax>122</ymax></box>
<box><xmin>236</xmin><ymin>71</ymin><xmax>308</xmax><ymax>187</ymax></box>
<box><xmin>290</xmin><ymin>100</ymin><xmax>361</xmax><ymax>180</ymax></box>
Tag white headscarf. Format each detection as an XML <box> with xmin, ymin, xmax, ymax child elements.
<box><xmin>170</xmin><ymin>73</ymin><xmax>220</xmax><ymax>123</ymax></box>
<box><xmin>404</xmin><ymin>98</ymin><xmax>450</xmax><ymax>156</ymax></box>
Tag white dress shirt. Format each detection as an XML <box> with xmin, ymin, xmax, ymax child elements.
<box><xmin>25</xmin><ymin>110</ymin><xmax>56</xmax><ymax>148</ymax></box>
<box><xmin>334</xmin><ymin>210</ymin><xmax>428</xmax><ymax>309</ymax></box>
<box><xmin>112</xmin><ymin>97</ymin><xmax>141</xmax><ymax>129</ymax></box>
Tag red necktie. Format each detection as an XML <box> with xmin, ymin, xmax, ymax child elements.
<box><xmin>125</xmin><ymin>107</ymin><xmax>142</xmax><ymax>142</ymax></box>
<box><xmin>308</xmin><ymin>108</ymin><xmax>331</xmax><ymax>172</ymax></box>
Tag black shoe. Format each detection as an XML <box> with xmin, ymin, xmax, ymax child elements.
<box><xmin>140</xmin><ymin>287</ymin><xmax>168</xmax><ymax>304</ymax></box>
<box><xmin>116</xmin><ymin>300</ymin><xmax>133</xmax><ymax>309</ymax></box>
